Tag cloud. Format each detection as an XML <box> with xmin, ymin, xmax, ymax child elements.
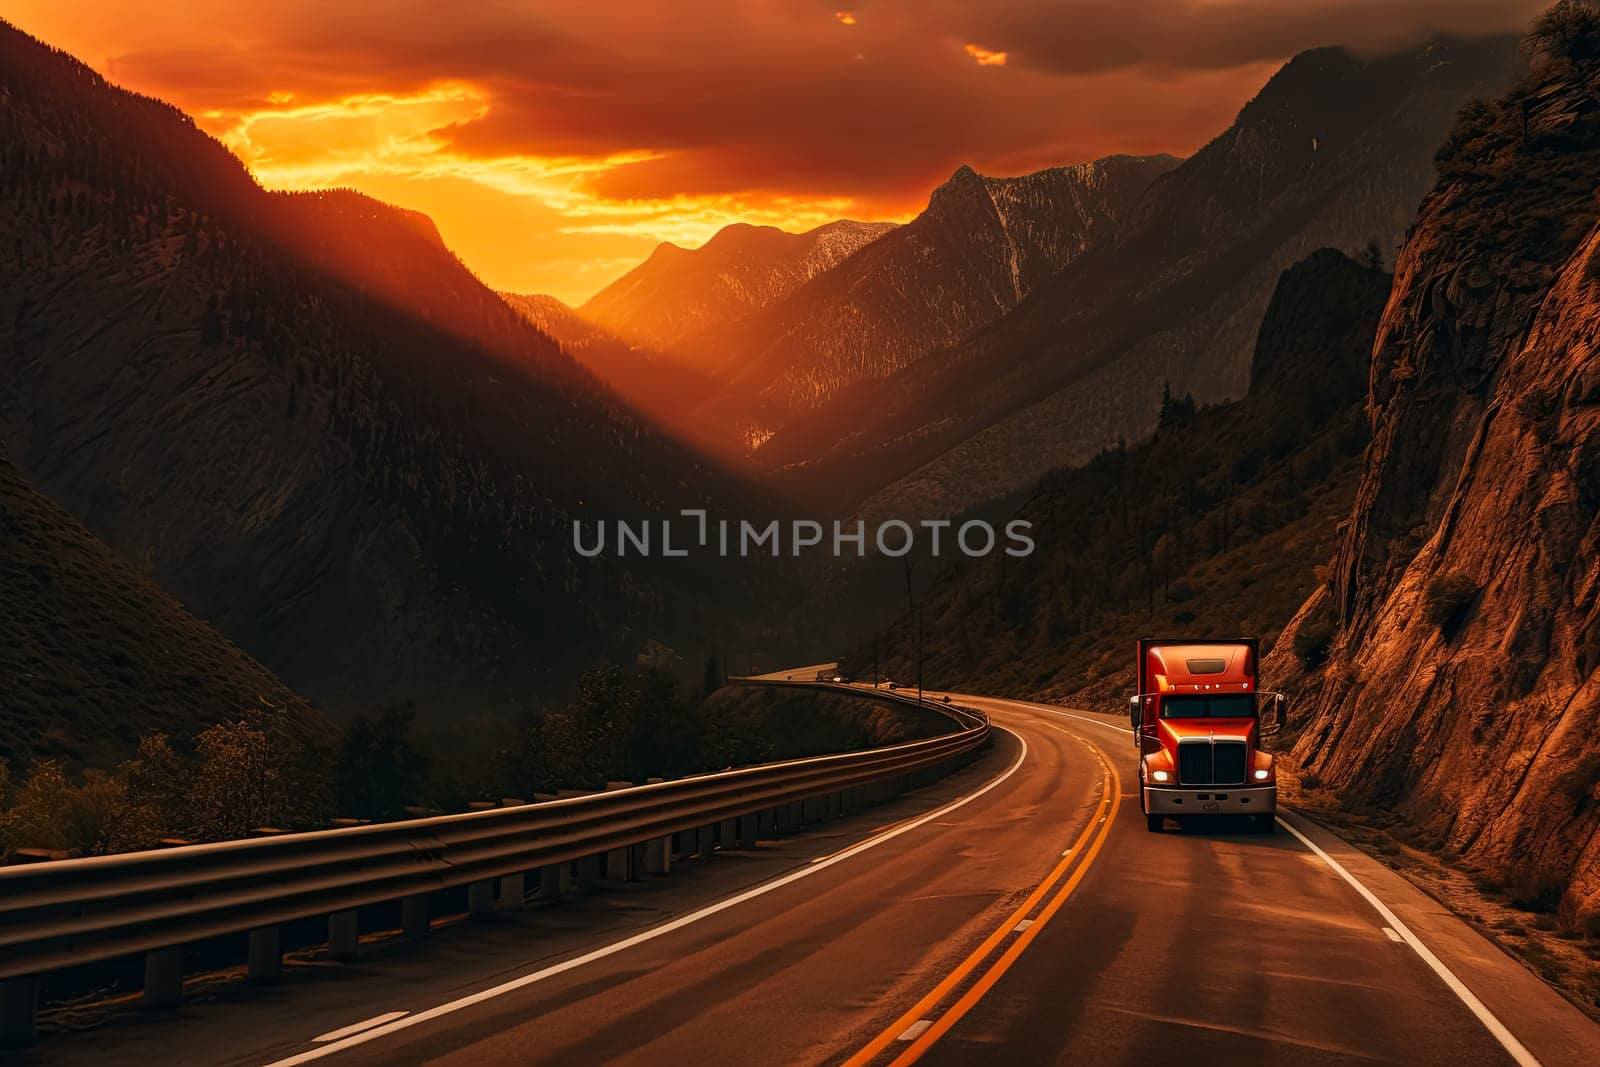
<box><xmin>964</xmin><ymin>43</ymin><xmax>1009</xmax><ymax>67</ymax></box>
<box><xmin>4</xmin><ymin>0</ymin><xmax>1547</xmax><ymax>300</ymax></box>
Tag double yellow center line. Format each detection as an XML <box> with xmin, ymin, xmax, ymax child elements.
<box><xmin>842</xmin><ymin>724</ymin><xmax>1123</xmax><ymax>1066</ymax></box>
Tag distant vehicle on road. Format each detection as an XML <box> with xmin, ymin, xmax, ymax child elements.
<box><xmin>1129</xmin><ymin>638</ymin><xmax>1283</xmax><ymax>834</ymax></box>
<box><xmin>884</xmin><ymin>681</ymin><xmax>900</xmax><ymax>690</ymax></box>
<box><xmin>815</xmin><ymin>668</ymin><xmax>849</xmax><ymax>683</ymax></box>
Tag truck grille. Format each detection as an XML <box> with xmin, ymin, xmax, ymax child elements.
<box><xmin>1177</xmin><ymin>741</ymin><xmax>1212</xmax><ymax>785</ymax></box>
<box><xmin>1176</xmin><ymin>739</ymin><xmax>1248</xmax><ymax>786</ymax></box>
<box><xmin>1213</xmin><ymin>741</ymin><xmax>1247</xmax><ymax>785</ymax></box>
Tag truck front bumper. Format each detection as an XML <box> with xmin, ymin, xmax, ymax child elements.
<box><xmin>1144</xmin><ymin>784</ymin><xmax>1276</xmax><ymax>816</ymax></box>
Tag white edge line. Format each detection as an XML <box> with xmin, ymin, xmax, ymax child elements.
<box><xmin>261</xmin><ymin>729</ymin><xmax>1030</xmax><ymax>1066</ymax></box>
<box><xmin>311</xmin><ymin>1012</ymin><xmax>409</xmax><ymax>1043</ymax></box>
<box><xmin>1275</xmin><ymin>815</ymin><xmax>1540</xmax><ymax>1067</ymax></box>
<box><xmin>1383</xmin><ymin>927</ymin><xmax>1404</xmax><ymax>943</ymax></box>
<box><xmin>1009</xmin><ymin>697</ymin><xmax>1541</xmax><ymax>1067</ymax></box>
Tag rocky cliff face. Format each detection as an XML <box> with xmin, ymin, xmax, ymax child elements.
<box><xmin>1286</xmin><ymin>53</ymin><xmax>1600</xmax><ymax>927</ymax></box>
<box><xmin>579</xmin><ymin>219</ymin><xmax>893</xmax><ymax>356</ymax></box>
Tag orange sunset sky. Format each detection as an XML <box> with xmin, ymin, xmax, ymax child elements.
<box><xmin>9</xmin><ymin>1</ymin><xmax>1543</xmax><ymax>304</ymax></box>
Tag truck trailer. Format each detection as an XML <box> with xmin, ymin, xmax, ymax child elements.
<box><xmin>1129</xmin><ymin>638</ymin><xmax>1283</xmax><ymax>833</ymax></box>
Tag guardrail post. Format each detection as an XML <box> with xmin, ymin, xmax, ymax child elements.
<box><xmin>143</xmin><ymin>946</ymin><xmax>183</xmax><ymax>1007</ymax></box>
<box><xmin>696</xmin><ymin>824</ymin><xmax>715</xmax><ymax>859</ymax></box>
<box><xmin>826</xmin><ymin>792</ymin><xmax>842</xmax><ymax>819</ymax></box>
<box><xmin>604</xmin><ymin>847</ymin><xmax>629</xmax><ymax>883</ymax></box>
<box><xmin>738</xmin><ymin>813</ymin><xmax>759</xmax><ymax>849</ymax></box>
<box><xmin>1</xmin><ymin>976</ymin><xmax>37</xmax><ymax>1049</ymax></box>
<box><xmin>578</xmin><ymin>854</ymin><xmax>602</xmax><ymax>891</ymax></box>
<box><xmin>468</xmin><ymin>879</ymin><xmax>495</xmax><ymax>920</ymax></box>
<box><xmin>802</xmin><ymin>797</ymin><xmax>822</xmax><ymax>825</ymax></box>
<box><xmin>760</xmin><ymin>808</ymin><xmax>778</xmax><ymax>836</ymax></box>
<box><xmin>538</xmin><ymin>863</ymin><xmax>571</xmax><ymax>900</ymax></box>
<box><xmin>603</xmin><ymin>782</ymin><xmax>635</xmax><ymax>882</ymax></box>
<box><xmin>499</xmin><ymin>871</ymin><xmax>526</xmax><ymax>910</ymax></box>
<box><xmin>719</xmin><ymin>817</ymin><xmax>738</xmax><ymax>850</ymax></box>
<box><xmin>247</xmin><ymin>925</ymin><xmax>282</xmax><ymax>981</ymax></box>
<box><xmin>329</xmin><ymin>909</ymin><xmax>359</xmax><ymax>959</ymax></box>
<box><xmin>645</xmin><ymin>835</ymin><xmax>672</xmax><ymax>875</ymax></box>
<box><xmin>402</xmin><ymin>894</ymin><xmax>430</xmax><ymax>939</ymax></box>
<box><xmin>778</xmin><ymin>802</ymin><xmax>800</xmax><ymax>832</ymax></box>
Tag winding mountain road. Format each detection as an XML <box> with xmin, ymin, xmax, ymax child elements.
<box><xmin>36</xmin><ymin>692</ymin><xmax>1600</xmax><ymax>1067</ymax></box>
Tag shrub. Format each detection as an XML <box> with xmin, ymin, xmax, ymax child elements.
<box><xmin>1523</xmin><ymin>0</ymin><xmax>1600</xmax><ymax>63</ymax></box>
<box><xmin>1293</xmin><ymin>617</ymin><xmax>1336</xmax><ymax>669</ymax></box>
<box><xmin>1507</xmin><ymin>868</ymin><xmax>1567</xmax><ymax>914</ymax></box>
<box><xmin>337</xmin><ymin>705</ymin><xmax>430</xmax><ymax>821</ymax></box>
<box><xmin>0</xmin><ymin>760</ymin><xmax>128</xmax><ymax>858</ymax></box>
<box><xmin>188</xmin><ymin>715</ymin><xmax>330</xmax><ymax>839</ymax></box>
<box><xmin>1425</xmin><ymin>572</ymin><xmax>1479</xmax><ymax>637</ymax></box>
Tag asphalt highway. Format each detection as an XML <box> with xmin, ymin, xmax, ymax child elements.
<box><xmin>31</xmin><ymin>693</ymin><xmax>1600</xmax><ymax>1067</ymax></box>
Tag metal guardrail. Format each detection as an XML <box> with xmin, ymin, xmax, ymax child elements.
<box><xmin>0</xmin><ymin>682</ymin><xmax>988</xmax><ymax>1044</ymax></box>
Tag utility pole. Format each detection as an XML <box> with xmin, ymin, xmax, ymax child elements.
<box><xmin>902</xmin><ymin>556</ymin><xmax>918</xmax><ymax>698</ymax></box>
<box><xmin>917</xmin><ymin>604</ymin><xmax>924</xmax><ymax>705</ymax></box>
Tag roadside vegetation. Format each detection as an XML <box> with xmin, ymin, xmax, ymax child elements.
<box><xmin>0</xmin><ymin>667</ymin><xmax>947</xmax><ymax>862</ymax></box>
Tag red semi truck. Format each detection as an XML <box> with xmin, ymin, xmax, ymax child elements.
<box><xmin>1129</xmin><ymin>638</ymin><xmax>1283</xmax><ymax>834</ymax></box>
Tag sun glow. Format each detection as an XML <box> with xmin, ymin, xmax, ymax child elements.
<box><xmin>190</xmin><ymin>81</ymin><xmax>894</xmax><ymax>302</ymax></box>
<box><xmin>964</xmin><ymin>44</ymin><xmax>1009</xmax><ymax>67</ymax></box>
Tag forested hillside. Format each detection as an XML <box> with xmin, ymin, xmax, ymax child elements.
<box><xmin>869</xmin><ymin>250</ymin><xmax>1390</xmax><ymax>704</ymax></box>
<box><xmin>0</xmin><ymin>21</ymin><xmax>778</xmax><ymax>722</ymax></box>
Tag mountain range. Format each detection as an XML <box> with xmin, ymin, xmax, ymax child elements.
<box><xmin>696</xmin><ymin>155</ymin><xmax>1182</xmax><ymax>456</ymax></box>
<box><xmin>581</xmin><ymin>219</ymin><xmax>895</xmax><ymax>359</ymax></box>
<box><xmin>0</xmin><ymin>19</ymin><xmax>778</xmax><ymax>724</ymax></box>
<box><xmin>566</xmin><ymin>36</ymin><xmax>1520</xmax><ymax>516</ymax></box>
<box><xmin>870</xmin><ymin>30</ymin><xmax>1598</xmax><ymax>934</ymax></box>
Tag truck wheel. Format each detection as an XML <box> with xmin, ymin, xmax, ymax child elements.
<box><xmin>1146</xmin><ymin>814</ymin><xmax>1163</xmax><ymax>833</ymax></box>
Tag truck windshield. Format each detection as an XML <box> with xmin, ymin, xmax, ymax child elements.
<box><xmin>1160</xmin><ymin>694</ymin><xmax>1257</xmax><ymax>719</ymax></box>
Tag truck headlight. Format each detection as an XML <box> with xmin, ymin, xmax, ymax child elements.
<box><xmin>1151</xmin><ymin>770</ymin><xmax>1170</xmax><ymax>783</ymax></box>
<box><xmin>1253</xmin><ymin>768</ymin><xmax>1270</xmax><ymax>781</ymax></box>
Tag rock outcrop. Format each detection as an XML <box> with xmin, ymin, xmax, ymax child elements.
<box><xmin>1289</xmin><ymin>50</ymin><xmax>1600</xmax><ymax>926</ymax></box>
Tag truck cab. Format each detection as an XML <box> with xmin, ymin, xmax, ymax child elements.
<box><xmin>1129</xmin><ymin>638</ymin><xmax>1282</xmax><ymax>834</ymax></box>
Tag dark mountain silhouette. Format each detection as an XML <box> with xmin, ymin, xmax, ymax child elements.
<box><xmin>0</xmin><ymin>20</ymin><xmax>776</xmax><ymax>722</ymax></box>
<box><xmin>0</xmin><ymin>457</ymin><xmax>331</xmax><ymax>770</ymax></box>
<box><xmin>765</xmin><ymin>36</ymin><xmax>1523</xmax><ymax>515</ymax></box>
<box><xmin>579</xmin><ymin>219</ymin><xmax>894</xmax><ymax>358</ymax></box>
<box><xmin>700</xmin><ymin>155</ymin><xmax>1180</xmax><ymax>448</ymax></box>
<box><xmin>500</xmin><ymin>292</ymin><xmax>734</xmax><ymax>458</ymax></box>
<box><xmin>869</xmin><ymin>248</ymin><xmax>1388</xmax><ymax>708</ymax></box>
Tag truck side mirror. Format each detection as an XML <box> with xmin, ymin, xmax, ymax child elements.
<box><xmin>1128</xmin><ymin>695</ymin><xmax>1141</xmax><ymax>730</ymax></box>
<box><xmin>1274</xmin><ymin>691</ymin><xmax>1288</xmax><ymax>724</ymax></box>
